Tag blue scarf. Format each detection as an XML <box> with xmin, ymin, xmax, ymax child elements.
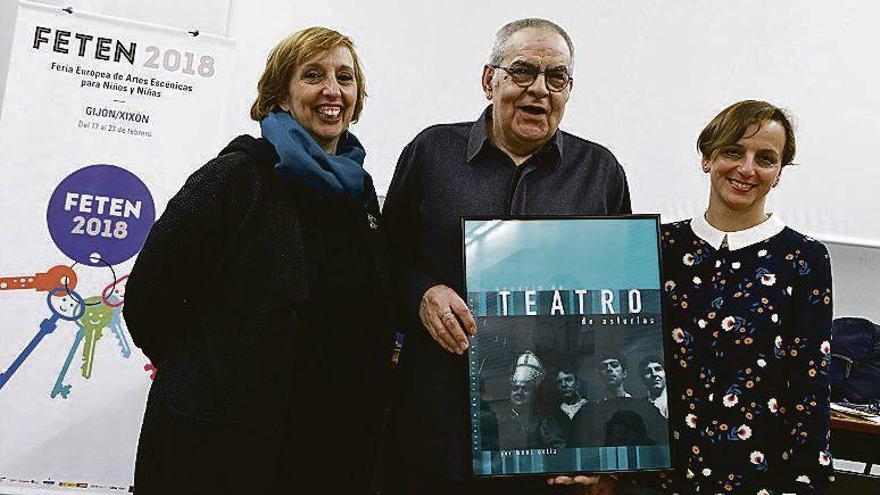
<box><xmin>260</xmin><ymin>110</ymin><xmax>375</xmax><ymax>208</ymax></box>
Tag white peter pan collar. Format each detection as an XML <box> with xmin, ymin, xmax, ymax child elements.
<box><xmin>690</xmin><ymin>213</ymin><xmax>786</xmax><ymax>251</ymax></box>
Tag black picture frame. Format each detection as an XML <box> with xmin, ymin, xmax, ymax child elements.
<box><xmin>463</xmin><ymin>215</ymin><xmax>671</xmax><ymax>478</ymax></box>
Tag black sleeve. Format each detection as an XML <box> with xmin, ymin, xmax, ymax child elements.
<box><xmin>123</xmin><ymin>156</ymin><xmax>254</xmax><ymax>363</ymax></box>
<box><xmin>613</xmin><ymin>161</ymin><xmax>632</xmax><ymax>215</ymax></box>
<box><xmin>781</xmin><ymin>241</ymin><xmax>833</xmax><ymax>494</ymax></box>
<box><xmin>382</xmin><ymin>139</ymin><xmax>442</xmax><ymax>326</ymax></box>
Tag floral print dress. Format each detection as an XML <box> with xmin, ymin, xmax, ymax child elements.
<box><xmin>657</xmin><ymin>215</ymin><xmax>833</xmax><ymax>495</ymax></box>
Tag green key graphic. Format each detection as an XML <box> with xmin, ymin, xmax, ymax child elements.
<box><xmin>79</xmin><ymin>296</ymin><xmax>113</xmax><ymax>379</ymax></box>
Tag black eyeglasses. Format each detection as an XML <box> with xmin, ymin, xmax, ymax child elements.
<box><xmin>490</xmin><ymin>64</ymin><xmax>572</xmax><ymax>92</ymax></box>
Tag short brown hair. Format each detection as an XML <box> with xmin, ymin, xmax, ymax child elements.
<box><xmin>697</xmin><ymin>100</ymin><xmax>796</xmax><ymax>166</ymax></box>
<box><xmin>250</xmin><ymin>27</ymin><xmax>367</xmax><ymax>123</ymax></box>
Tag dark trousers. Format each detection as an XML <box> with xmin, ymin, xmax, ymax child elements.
<box><xmin>134</xmin><ymin>386</ymin><xmax>380</xmax><ymax>495</ymax></box>
<box><xmin>134</xmin><ymin>389</ymin><xmax>283</xmax><ymax>493</ymax></box>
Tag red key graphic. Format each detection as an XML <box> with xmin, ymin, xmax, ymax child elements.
<box><xmin>0</xmin><ymin>265</ymin><xmax>78</xmax><ymax>292</ymax></box>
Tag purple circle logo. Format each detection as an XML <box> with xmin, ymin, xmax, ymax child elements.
<box><xmin>47</xmin><ymin>164</ymin><xmax>155</xmax><ymax>266</ymax></box>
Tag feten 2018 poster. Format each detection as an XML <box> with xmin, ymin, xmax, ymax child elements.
<box><xmin>465</xmin><ymin>217</ymin><xmax>671</xmax><ymax>477</ymax></box>
<box><xmin>0</xmin><ymin>2</ymin><xmax>234</xmax><ymax>492</ymax></box>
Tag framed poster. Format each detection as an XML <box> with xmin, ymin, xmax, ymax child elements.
<box><xmin>464</xmin><ymin>216</ymin><xmax>671</xmax><ymax>477</ymax></box>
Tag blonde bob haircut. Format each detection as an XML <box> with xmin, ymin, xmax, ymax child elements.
<box><xmin>697</xmin><ymin>100</ymin><xmax>796</xmax><ymax>167</ymax></box>
<box><xmin>250</xmin><ymin>27</ymin><xmax>367</xmax><ymax>123</ymax></box>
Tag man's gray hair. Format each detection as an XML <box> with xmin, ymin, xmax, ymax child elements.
<box><xmin>489</xmin><ymin>18</ymin><xmax>574</xmax><ymax>69</ymax></box>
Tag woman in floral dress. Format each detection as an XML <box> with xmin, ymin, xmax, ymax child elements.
<box><xmin>658</xmin><ymin>100</ymin><xmax>833</xmax><ymax>495</ymax></box>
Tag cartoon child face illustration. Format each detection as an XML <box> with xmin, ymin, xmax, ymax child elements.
<box><xmin>82</xmin><ymin>296</ymin><xmax>113</xmax><ymax>329</ymax></box>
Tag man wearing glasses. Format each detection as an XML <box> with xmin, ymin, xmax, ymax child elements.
<box><xmin>383</xmin><ymin>18</ymin><xmax>631</xmax><ymax>494</ymax></box>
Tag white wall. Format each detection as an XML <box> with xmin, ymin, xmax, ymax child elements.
<box><xmin>220</xmin><ymin>0</ymin><xmax>880</xmax><ymax>321</ymax></box>
<box><xmin>827</xmin><ymin>242</ymin><xmax>880</xmax><ymax>322</ymax></box>
<box><xmin>1</xmin><ymin>0</ymin><xmax>877</xmax><ymax>320</ymax></box>
<box><xmin>222</xmin><ymin>0</ymin><xmax>880</xmax><ymax>249</ymax></box>
<box><xmin>3</xmin><ymin>0</ymin><xmax>230</xmax><ymax>33</ymax></box>
<box><xmin>0</xmin><ymin>1</ymin><xmax>20</xmax><ymax>116</ymax></box>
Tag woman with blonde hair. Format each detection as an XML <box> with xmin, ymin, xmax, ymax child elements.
<box><xmin>125</xmin><ymin>27</ymin><xmax>391</xmax><ymax>493</ymax></box>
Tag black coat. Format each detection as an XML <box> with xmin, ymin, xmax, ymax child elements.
<box><xmin>124</xmin><ymin>136</ymin><xmax>392</xmax><ymax>493</ymax></box>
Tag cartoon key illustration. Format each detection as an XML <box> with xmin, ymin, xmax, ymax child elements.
<box><xmin>50</xmin><ymin>323</ymin><xmax>85</xmax><ymax>398</ymax></box>
<box><xmin>80</xmin><ymin>296</ymin><xmax>113</xmax><ymax>379</ymax></box>
<box><xmin>101</xmin><ymin>274</ymin><xmax>128</xmax><ymax>308</ymax></box>
<box><xmin>107</xmin><ymin>307</ymin><xmax>131</xmax><ymax>358</ymax></box>
<box><xmin>0</xmin><ymin>265</ymin><xmax>78</xmax><ymax>292</ymax></box>
<box><xmin>102</xmin><ymin>275</ymin><xmax>131</xmax><ymax>357</ymax></box>
<box><xmin>0</xmin><ymin>287</ymin><xmax>85</xmax><ymax>391</ymax></box>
